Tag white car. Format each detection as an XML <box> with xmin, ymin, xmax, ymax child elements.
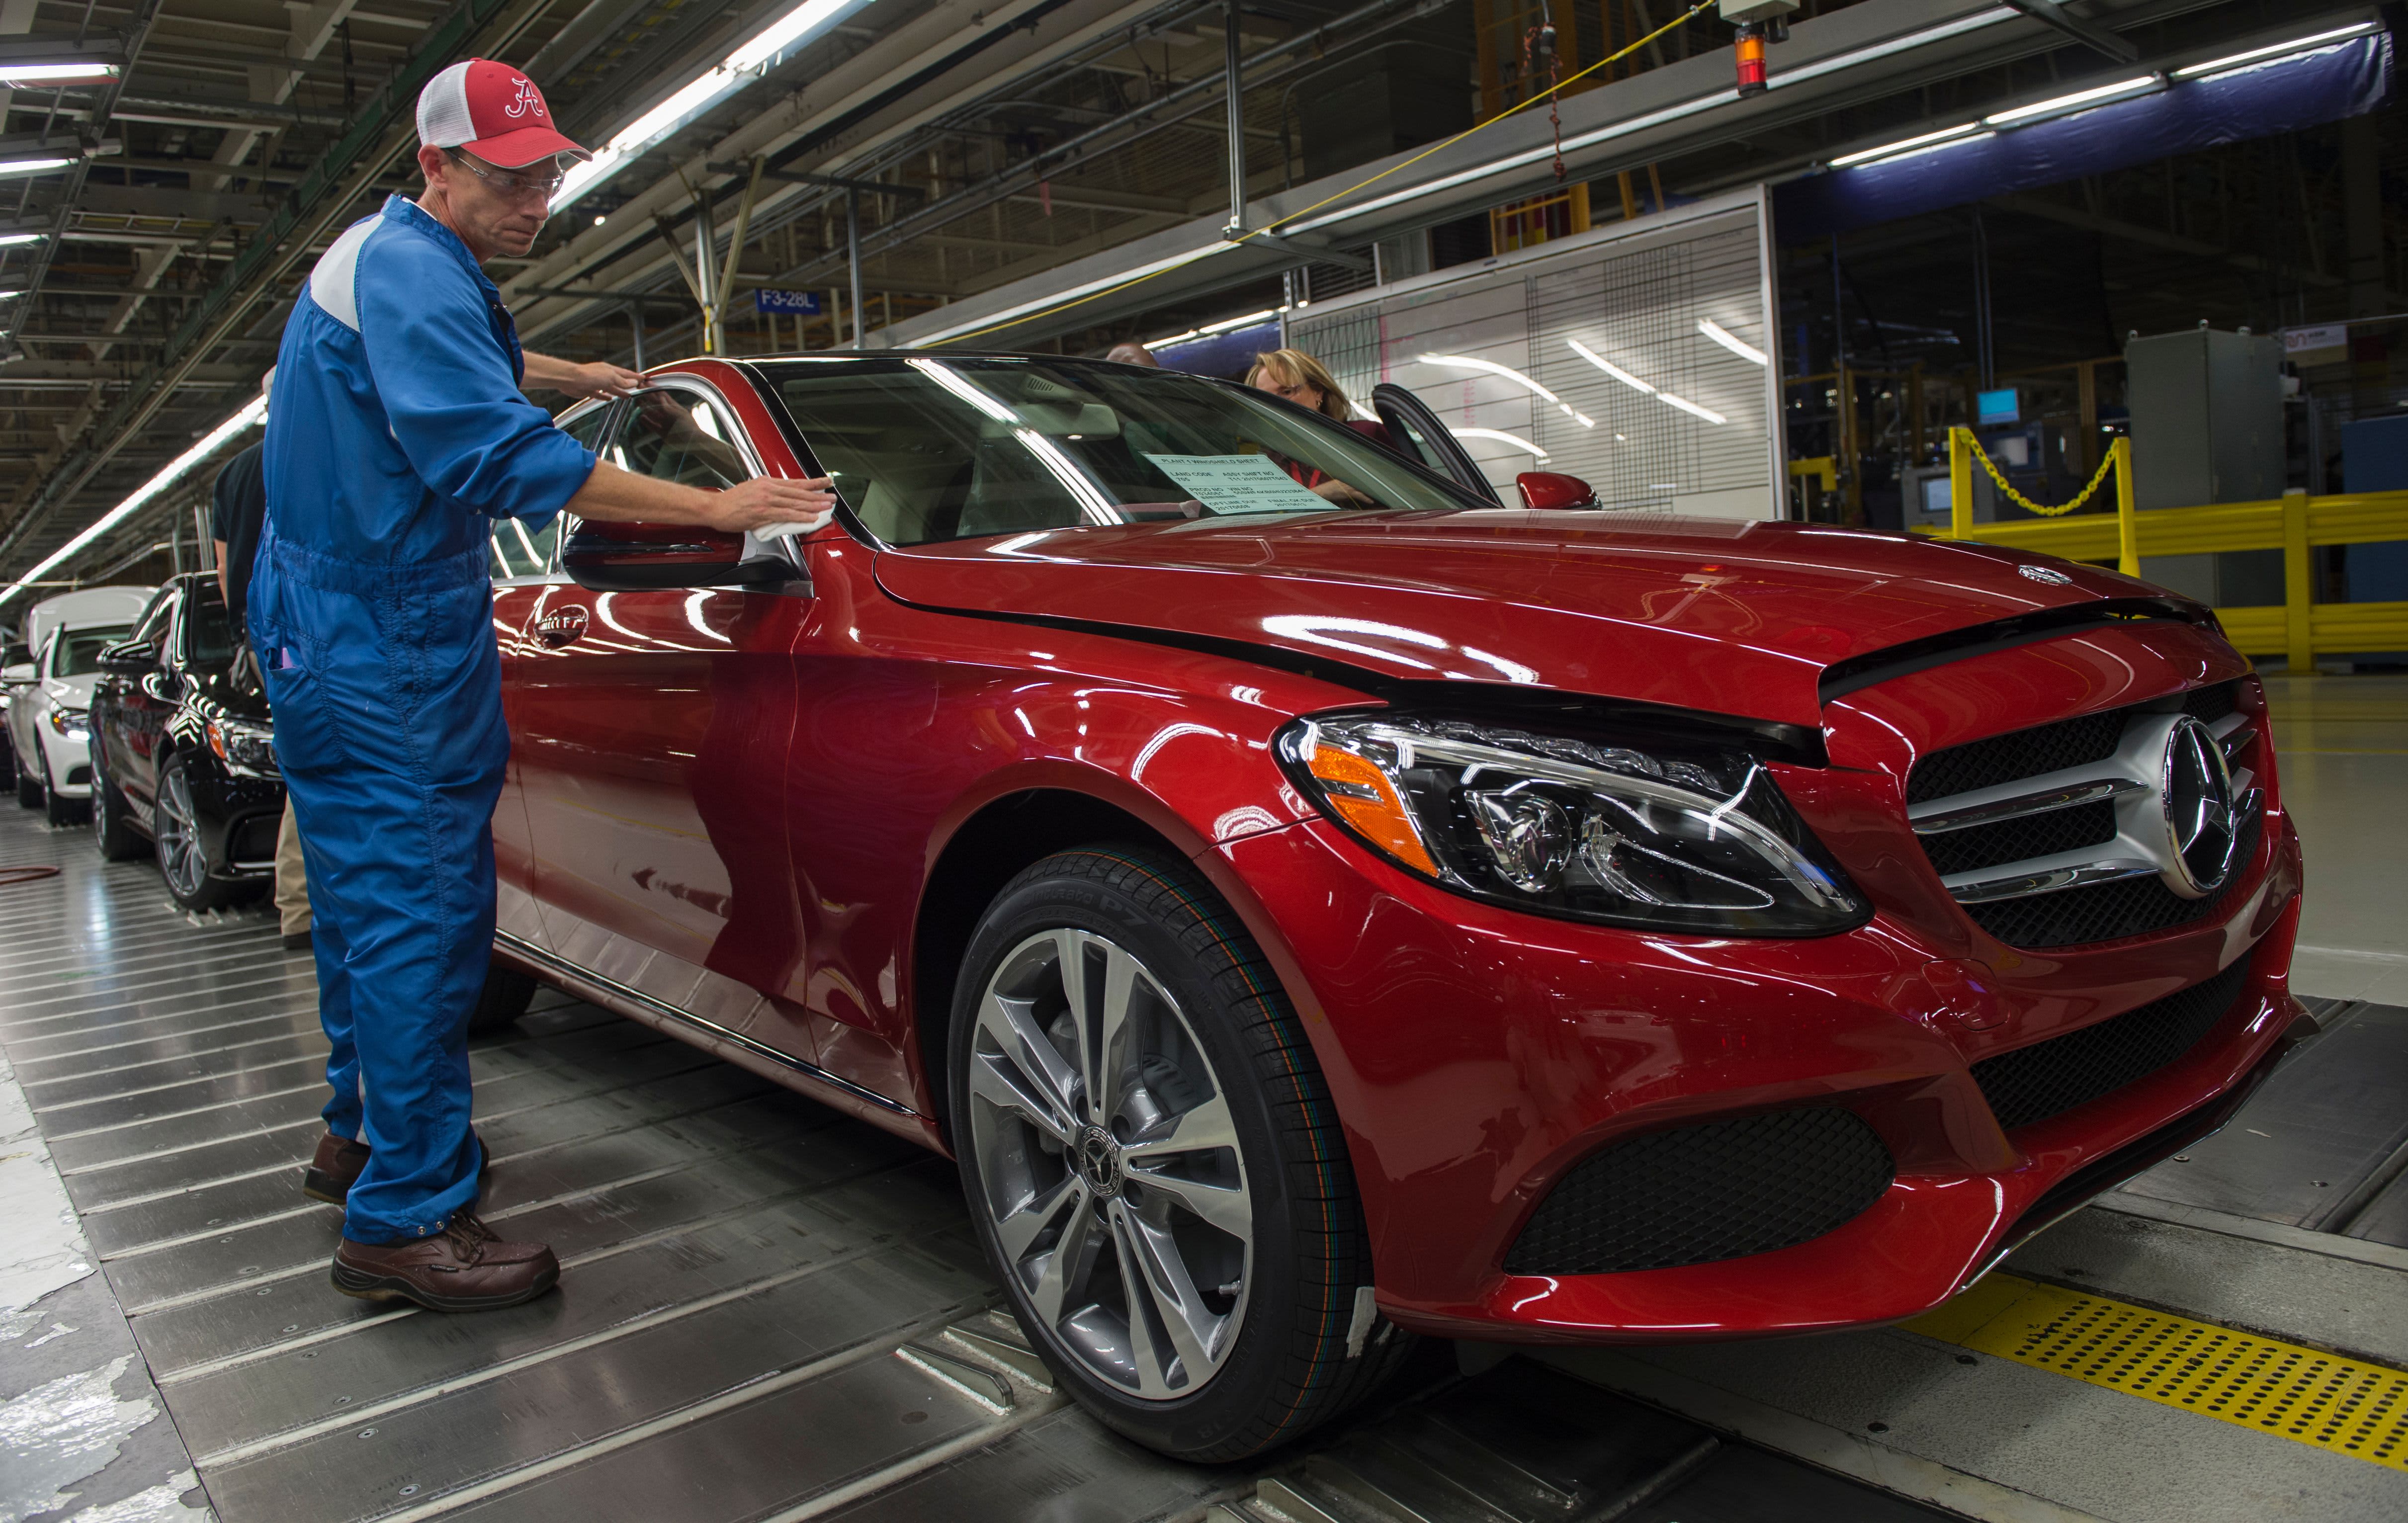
<box><xmin>6</xmin><ymin>587</ymin><xmax>153</xmax><ymax>825</ymax></box>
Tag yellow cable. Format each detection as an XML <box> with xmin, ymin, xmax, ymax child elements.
<box><xmin>1965</xmin><ymin>431</ymin><xmax>2118</xmax><ymax>517</ymax></box>
<box><xmin>933</xmin><ymin>0</ymin><xmax>1718</xmax><ymax>348</ymax></box>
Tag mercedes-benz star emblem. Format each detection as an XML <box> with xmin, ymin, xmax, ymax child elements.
<box><xmin>1075</xmin><ymin>1124</ymin><xmax>1123</xmax><ymax>1198</ymax></box>
<box><xmin>2018</xmin><ymin>565</ymin><xmax>2073</xmax><ymax>586</ymax></box>
<box><xmin>2160</xmin><ymin>716</ymin><xmax>2238</xmax><ymax>896</ymax></box>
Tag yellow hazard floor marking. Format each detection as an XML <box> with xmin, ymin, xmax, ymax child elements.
<box><xmin>1904</xmin><ymin>1273</ymin><xmax>2408</xmax><ymax>1472</ymax></box>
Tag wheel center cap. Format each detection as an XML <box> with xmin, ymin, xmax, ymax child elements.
<box><xmin>1075</xmin><ymin>1125</ymin><xmax>1122</xmax><ymax>1198</ymax></box>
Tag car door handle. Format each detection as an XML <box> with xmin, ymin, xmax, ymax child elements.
<box><xmin>534</xmin><ymin>606</ymin><xmax>590</xmax><ymax>647</ymax></box>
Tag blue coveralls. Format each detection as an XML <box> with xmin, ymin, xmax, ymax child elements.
<box><xmin>254</xmin><ymin>195</ymin><xmax>594</xmax><ymax>1246</ymax></box>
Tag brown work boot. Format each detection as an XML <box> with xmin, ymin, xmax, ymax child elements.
<box><xmin>300</xmin><ymin>1130</ymin><xmax>490</xmax><ymax>1205</ymax></box>
<box><xmin>329</xmin><ymin>1214</ymin><xmax>558</xmax><ymax>1311</ymax></box>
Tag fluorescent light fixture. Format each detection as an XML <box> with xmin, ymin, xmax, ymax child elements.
<box><xmin>1143</xmin><ymin>310</ymin><xmax>1276</xmax><ymax>350</ymax></box>
<box><xmin>0</xmin><ymin>62</ymin><xmax>119</xmax><ymax>85</ymax></box>
<box><xmin>1566</xmin><ymin>338</ymin><xmax>1653</xmax><ymax>395</ymax></box>
<box><xmin>1659</xmin><ymin>394</ymin><xmax>1726</xmax><ymax>425</ymax></box>
<box><xmin>2172</xmin><ymin>21</ymin><xmax>2379</xmax><ymax>79</ymax></box>
<box><xmin>0</xmin><ymin>231</ymin><xmax>44</xmax><ymax>247</ymax></box>
<box><xmin>907</xmin><ymin>357</ymin><xmax>1018</xmax><ymax>422</ymax></box>
<box><xmin>1983</xmin><ymin>75</ymin><xmax>2158</xmax><ymax>126</ymax></box>
<box><xmin>0</xmin><ymin>396</ymin><xmax>267</xmax><ymax>610</ymax></box>
<box><xmin>552</xmin><ymin>0</ymin><xmax>861</xmax><ymax>210</ymax></box>
<box><xmin>1768</xmin><ymin>7</ymin><xmax>2017</xmax><ymax>91</ymax></box>
<box><xmin>0</xmin><ymin>289</ymin><xmax>21</xmax><ymax>301</ymax></box>
<box><xmin>1830</xmin><ymin>122</ymin><xmax>1981</xmax><ymax>168</ymax></box>
<box><xmin>0</xmin><ymin>156</ymin><xmax>78</xmax><ymax>178</ymax></box>
<box><xmin>1201</xmin><ymin>308</ymin><xmax>1278</xmax><ymax>335</ymax></box>
<box><xmin>1697</xmin><ymin>319</ymin><xmax>1767</xmax><ymax>366</ymax></box>
<box><xmin>1452</xmin><ymin>427</ymin><xmax>1547</xmax><ymax>460</ymax></box>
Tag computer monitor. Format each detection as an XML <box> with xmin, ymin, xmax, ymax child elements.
<box><xmin>1976</xmin><ymin>387</ymin><xmax>2020</xmax><ymax>426</ymax></box>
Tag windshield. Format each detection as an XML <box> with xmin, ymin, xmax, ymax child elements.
<box><xmin>760</xmin><ymin>356</ymin><xmax>1479</xmax><ymax>547</ymax></box>
<box><xmin>53</xmin><ymin>626</ymin><xmax>132</xmax><ymax>677</ymax></box>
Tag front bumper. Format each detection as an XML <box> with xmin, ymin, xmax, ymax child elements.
<box><xmin>37</xmin><ymin>723</ymin><xmax>92</xmax><ymax>796</ymax></box>
<box><xmin>184</xmin><ymin>760</ymin><xmax>284</xmax><ymax>880</ymax></box>
<box><xmin>1216</xmin><ymin>804</ymin><xmax>2304</xmax><ymax>1344</ymax></box>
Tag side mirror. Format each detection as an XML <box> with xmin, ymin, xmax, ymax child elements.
<box><xmin>96</xmin><ymin>641</ymin><xmax>157</xmax><ymax>675</ymax></box>
<box><xmin>562</xmin><ymin>520</ymin><xmax>805</xmax><ymax>592</ymax></box>
<box><xmin>2</xmin><ymin>661</ymin><xmax>36</xmax><ymax>684</ymax></box>
<box><xmin>1516</xmin><ymin>471</ymin><xmax>1600</xmax><ymax>510</ymax></box>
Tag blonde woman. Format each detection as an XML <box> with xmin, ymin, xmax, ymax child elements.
<box><xmin>1245</xmin><ymin>348</ymin><xmax>1397</xmax><ymax>505</ymax></box>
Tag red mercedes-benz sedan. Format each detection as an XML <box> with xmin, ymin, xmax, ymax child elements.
<box><xmin>487</xmin><ymin>353</ymin><xmax>2304</xmax><ymax>1462</ymax></box>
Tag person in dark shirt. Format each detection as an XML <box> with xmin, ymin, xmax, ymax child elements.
<box><xmin>211</xmin><ymin>439</ymin><xmax>268</xmax><ymax>628</ymax></box>
<box><xmin>207</xmin><ymin>376</ymin><xmax>313</xmax><ymax>948</ymax></box>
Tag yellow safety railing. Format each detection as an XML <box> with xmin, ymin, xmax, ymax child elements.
<box><xmin>1925</xmin><ymin>426</ymin><xmax>2408</xmax><ymax>672</ymax></box>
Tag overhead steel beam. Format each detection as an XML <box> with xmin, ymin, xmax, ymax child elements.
<box><xmin>1998</xmin><ymin>0</ymin><xmax>2137</xmax><ymax>63</ymax></box>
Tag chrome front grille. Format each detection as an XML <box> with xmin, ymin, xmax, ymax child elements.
<box><xmin>1907</xmin><ymin>682</ymin><xmax>2262</xmax><ymax>949</ymax></box>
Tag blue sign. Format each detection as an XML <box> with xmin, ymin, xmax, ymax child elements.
<box><xmin>755</xmin><ymin>289</ymin><xmax>823</xmax><ymax>315</ymax></box>
<box><xmin>1976</xmin><ymin>387</ymin><xmax>2020</xmax><ymax>426</ymax></box>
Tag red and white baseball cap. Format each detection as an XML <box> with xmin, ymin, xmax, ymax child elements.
<box><xmin>417</xmin><ymin>59</ymin><xmax>590</xmax><ymax>169</ymax></box>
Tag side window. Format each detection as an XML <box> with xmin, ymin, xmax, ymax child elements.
<box><xmin>493</xmin><ymin>402</ymin><xmax>612</xmax><ymax>579</ymax></box>
<box><xmin>126</xmin><ymin>591</ymin><xmax>175</xmax><ymax>659</ymax></box>
<box><xmin>613</xmin><ymin>389</ymin><xmax>751</xmax><ymax>491</ymax></box>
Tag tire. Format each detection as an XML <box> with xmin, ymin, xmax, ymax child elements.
<box><xmin>466</xmin><ymin>963</ymin><xmax>537</xmax><ymax>1037</ymax></box>
<box><xmin>19</xmin><ymin>764</ymin><xmax>45</xmax><ymax>808</ymax></box>
<box><xmin>949</xmin><ymin>846</ymin><xmax>1410</xmax><ymax>1463</ymax></box>
<box><xmin>42</xmin><ymin>754</ymin><xmax>86</xmax><ymax>827</ymax></box>
<box><xmin>90</xmin><ymin>749</ymin><xmax>144</xmax><ymax>861</ymax></box>
<box><xmin>154</xmin><ymin>754</ymin><xmax>236</xmax><ymax>910</ymax></box>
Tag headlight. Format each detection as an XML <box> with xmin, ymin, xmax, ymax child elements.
<box><xmin>46</xmin><ymin>707</ymin><xmax>88</xmax><ymax>742</ymax></box>
<box><xmin>205</xmin><ymin>717</ymin><xmax>280</xmax><ymax>776</ymax></box>
<box><xmin>1277</xmin><ymin>713</ymin><xmax>1869</xmax><ymax>935</ymax></box>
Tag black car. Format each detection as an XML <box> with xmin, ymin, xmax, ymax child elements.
<box><xmin>89</xmin><ymin>574</ymin><xmax>285</xmax><ymax>910</ymax></box>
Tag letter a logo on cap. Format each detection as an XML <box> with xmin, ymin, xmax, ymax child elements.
<box><xmin>505</xmin><ymin>78</ymin><xmax>546</xmax><ymax>121</ymax></box>
<box><xmin>418</xmin><ymin>59</ymin><xmax>589</xmax><ymax>169</ymax></box>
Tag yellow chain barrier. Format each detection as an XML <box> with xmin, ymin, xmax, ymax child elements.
<box><xmin>933</xmin><ymin>0</ymin><xmax>1719</xmax><ymax>347</ymax></box>
<box><xmin>1964</xmin><ymin>430</ymin><xmax>2119</xmax><ymax>517</ymax></box>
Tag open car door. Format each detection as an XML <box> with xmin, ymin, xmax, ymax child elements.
<box><xmin>1372</xmin><ymin>382</ymin><xmax>1503</xmax><ymax>505</ymax></box>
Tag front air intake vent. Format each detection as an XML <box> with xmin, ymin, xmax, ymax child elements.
<box><xmin>1504</xmin><ymin>1108</ymin><xmax>1895</xmax><ymax>1275</ymax></box>
<box><xmin>1972</xmin><ymin>958</ymin><xmax>2254</xmax><ymax>1131</ymax></box>
<box><xmin>1965</xmin><ymin>805</ymin><xmax>2262</xmax><ymax>949</ymax></box>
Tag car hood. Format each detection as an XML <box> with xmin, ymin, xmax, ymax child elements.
<box><xmin>871</xmin><ymin>509</ymin><xmax>2169</xmax><ymax>727</ymax></box>
<box><xmin>41</xmin><ymin>674</ymin><xmax>99</xmax><ymax>708</ymax></box>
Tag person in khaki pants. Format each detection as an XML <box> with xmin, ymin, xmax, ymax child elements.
<box><xmin>211</xmin><ymin>380</ymin><xmax>315</xmax><ymax>953</ymax></box>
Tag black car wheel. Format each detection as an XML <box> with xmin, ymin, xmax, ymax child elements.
<box><xmin>90</xmin><ymin>748</ymin><xmax>144</xmax><ymax>861</ymax></box>
<box><xmin>949</xmin><ymin>846</ymin><xmax>1409</xmax><ymax>1463</ymax></box>
<box><xmin>154</xmin><ymin>754</ymin><xmax>237</xmax><ymax>910</ymax></box>
<box><xmin>467</xmin><ymin>964</ymin><xmax>538</xmax><ymax>1037</ymax></box>
<box><xmin>17</xmin><ymin>759</ymin><xmax>44</xmax><ymax>809</ymax></box>
<box><xmin>41</xmin><ymin>753</ymin><xmax>86</xmax><ymax>827</ymax></box>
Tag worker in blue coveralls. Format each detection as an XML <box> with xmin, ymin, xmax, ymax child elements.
<box><xmin>256</xmin><ymin>58</ymin><xmax>835</xmax><ymax>1312</ymax></box>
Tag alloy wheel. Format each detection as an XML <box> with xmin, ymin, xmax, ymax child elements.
<box><xmin>965</xmin><ymin>928</ymin><xmax>1252</xmax><ymax>1401</ymax></box>
<box><xmin>157</xmin><ymin>764</ymin><xmax>207</xmax><ymax>900</ymax></box>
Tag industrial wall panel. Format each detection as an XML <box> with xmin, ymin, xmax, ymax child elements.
<box><xmin>1290</xmin><ymin>188</ymin><xmax>1782</xmax><ymax>517</ymax></box>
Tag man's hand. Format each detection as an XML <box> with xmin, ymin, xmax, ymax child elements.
<box><xmin>554</xmin><ymin>361</ymin><xmax>641</xmax><ymax>401</ymax></box>
<box><xmin>522</xmin><ymin>350</ymin><xmax>641</xmax><ymax>400</ymax></box>
<box><xmin>701</xmin><ymin>475</ymin><xmax>840</xmax><ymax>538</ymax></box>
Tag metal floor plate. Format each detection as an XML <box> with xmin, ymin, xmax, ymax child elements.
<box><xmin>0</xmin><ymin>808</ymin><xmax>1959</xmax><ymax>1523</ymax></box>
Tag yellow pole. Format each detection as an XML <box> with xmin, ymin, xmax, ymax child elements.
<box><xmin>2113</xmin><ymin>437</ymin><xmax>2138</xmax><ymax>576</ymax></box>
<box><xmin>1948</xmin><ymin>426</ymin><xmax>1973</xmax><ymax>541</ymax></box>
<box><xmin>2283</xmin><ymin>488</ymin><xmax>2314</xmax><ymax>675</ymax></box>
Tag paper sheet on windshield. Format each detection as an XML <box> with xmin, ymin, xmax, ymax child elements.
<box><xmin>1143</xmin><ymin>452</ymin><xmax>1332</xmax><ymax>515</ymax></box>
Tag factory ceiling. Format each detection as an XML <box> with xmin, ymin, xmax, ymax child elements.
<box><xmin>0</xmin><ymin>0</ymin><xmax>2387</xmax><ymax>606</ymax></box>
